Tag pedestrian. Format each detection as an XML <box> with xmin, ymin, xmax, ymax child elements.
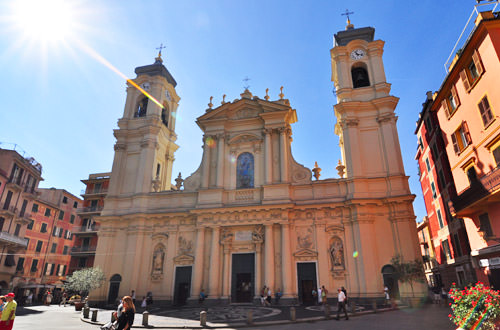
<box><xmin>341</xmin><ymin>286</ymin><xmax>348</xmax><ymax>304</ymax></box>
<box><xmin>46</xmin><ymin>291</ymin><xmax>53</xmax><ymax>305</ymax></box>
<box><xmin>60</xmin><ymin>291</ymin><xmax>67</xmax><ymax>307</ymax></box>
<box><xmin>441</xmin><ymin>287</ymin><xmax>448</xmax><ymax>306</ymax></box>
<box><xmin>0</xmin><ymin>296</ymin><xmax>5</xmax><ymax>317</ymax></box>
<box><xmin>266</xmin><ymin>287</ymin><xmax>272</xmax><ymax>306</ymax></box>
<box><xmin>116</xmin><ymin>296</ymin><xmax>135</xmax><ymax>330</ymax></box>
<box><xmin>131</xmin><ymin>290</ymin><xmax>136</xmax><ymax>305</ymax></box>
<box><xmin>0</xmin><ymin>293</ymin><xmax>17</xmax><ymax>330</ymax></box>
<box><xmin>274</xmin><ymin>288</ymin><xmax>282</xmax><ymax>305</ymax></box>
<box><xmin>260</xmin><ymin>286</ymin><xmax>267</xmax><ymax>306</ymax></box>
<box><xmin>384</xmin><ymin>286</ymin><xmax>390</xmax><ymax>306</ymax></box>
<box><xmin>26</xmin><ymin>292</ymin><xmax>33</xmax><ymax>306</ymax></box>
<box><xmin>141</xmin><ymin>296</ymin><xmax>147</xmax><ymax>310</ymax></box>
<box><xmin>335</xmin><ymin>288</ymin><xmax>349</xmax><ymax>321</ymax></box>
<box><xmin>146</xmin><ymin>291</ymin><xmax>153</xmax><ymax>307</ymax></box>
<box><xmin>321</xmin><ymin>285</ymin><xmax>328</xmax><ymax>307</ymax></box>
<box><xmin>317</xmin><ymin>287</ymin><xmax>322</xmax><ymax>306</ymax></box>
<box><xmin>312</xmin><ymin>288</ymin><xmax>318</xmax><ymax>305</ymax></box>
<box><xmin>199</xmin><ymin>289</ymin><xmax>207</xmax><ymax>304</ymax></box>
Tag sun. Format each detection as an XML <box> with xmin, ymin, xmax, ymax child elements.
<box><xmin>11</xmin><ymin>0</ymin><xmax>76</xmax><ymax>42</ymax></box>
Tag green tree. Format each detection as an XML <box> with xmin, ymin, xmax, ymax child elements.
<box><xmin>64</xmin><ymin>267</ymin><xmax>105</xmax><ymax>297</ymax></box>
<box><xmin>390</xmin><ymin>255</ymin><xmax>425</xmax><ymax>297</ymax></box>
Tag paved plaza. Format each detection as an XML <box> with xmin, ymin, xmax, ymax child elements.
<box><xmin>13</xmin><ymin>303</ymin><xmax>455</xmax><ymax>329</ymax></box>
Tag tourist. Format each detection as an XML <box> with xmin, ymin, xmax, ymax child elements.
<box><xmin>335</xmin><ymin>288</ymin><xmax>348</xmax><ymax>321</ymax></box>
<box><xmin>312</xmin><ymin>288</ymin><xmax>318</xmax><ymax>305</ymax></box>
<box><xmin>317</xmin><ymin>287</ymin><xmax>322</xmax><ymax>306</ymax></box>
<box><xmin>384</xmin><ymin>286</ymin><xmax>390</xmax><ymax>306</ymax></box>
<box><xmin>141</xmin><ymin>297</ymin><xmax>147</xmax><ymax>310</ymax></box>
<box><xmin>131</xmin><ymin>290</ymin><xmax>136</xmax><ymax>305</ymax></box>
<box><xmin>26</xmin><ymin>292</ymin><xmax>33</xmax><ymax>306</ymax></box>
<box><xmin>274</xmin><ymin>288</ymin><xmax>282</xmax><ymax>305</ymax></box>
<box><xmin>146</xmin><ymin>291</ymin><xmax>153</xmax><ymax>307</ymax></box>
<box><xmin>60</xmin><ymin>291</ymin><xmax>68</xmax><ymax>307</ymax></box>
<box><xmin>266</xmin><ymin>287</ymin><xmax>272</xmax><ymax>306</ymax></box>
<box><xmin>116</xmin><ymin>296</ymin><xmax>135</xmax><ymax>330</ymax></box>
<box><xmin>45</xmin><ymin>291</ymin><xmax>53</xmax><ymax>305</ymax></box>
<box><xmin>321</xmin><ymin>285</ymin><xmax>328</xmax><ymax>307</ymax></box>
<box><xmin>199</xmin><ymin>289</ymin><xmax>207</xmax><ymax>304</ymax></box>
<box><xmin>0</xmin><ymin>296</ymin><xmax>5</xmax><ymax>318</ymax></box>
<box><xmin>0</xmin><ymin>293</ymin><xmax>17</xmax><ymax>330</ymax></box>
<box><xmin>260</xmin><ymin>286</ymin><xmax>267</xmax><ymax>306</ymax></box>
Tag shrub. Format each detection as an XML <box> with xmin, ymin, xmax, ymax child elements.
<box><xmin>449</xmin><ymin>282</ymin><xmax>500</xmax><ymax>330</ymax></box>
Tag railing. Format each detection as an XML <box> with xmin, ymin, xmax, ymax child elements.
<box><xmin>0</xmin><ymin>232</ymin><xmax>28</xmax><ymax>247</ymax></box>
<box><xmin>0</xmin><ymin>203</ymin><xmax>17</xmax><ymax>214</ymax></box>
<box><xmin>72</xmin><ymin>224</ymin><xmax>100</xmax><ymax>233</ymax></box>
<box><xmin>77</xmin><ymin>205</ymin><xmax>104</xmax><ymax>213</ymax></box>
<box><xmin>80</xmin><ymin>187</ymin><xmax>108</xmax><ymax>195</ymax></box>
<box><xmin>71</xmin><ymin>245</ymin><xmax>97</xmax><ymax>253</ymax></box>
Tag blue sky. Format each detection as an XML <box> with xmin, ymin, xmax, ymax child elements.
<box><xmin>0</xmin><ymin>0</ymin><xmax>489</xmax><ymax>221</ymax></box>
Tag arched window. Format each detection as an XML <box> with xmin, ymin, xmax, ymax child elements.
<box><xmin>351</xmin><ymin>65</ymin><xmax>370</xmax><ymax>88</ymax></box>
<box><xmin>236</xmin><ymin>152</ymin><xmax>254</xmax><ymax>189</ymax></box>
<box><xmin>161</xmin><ymin>108</ymin><xmax>168</xmax><ymax>127</ymax></box>
<box><xmin>134</xmin><ymin>97</ymin><xmax>148</xmax><ymax>118</ymax></box>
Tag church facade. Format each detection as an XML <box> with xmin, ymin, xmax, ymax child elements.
<box><xmin>91</xmin><ymin>23</ymin><xmax>422</xmax><ymax>306</ymax></box>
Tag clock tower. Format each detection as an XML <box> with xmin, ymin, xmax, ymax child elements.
<box><xmin>331</xmin><ymin>23</ymin><xmax>405</xmax><ymax>181</ymax></box>
<box><xmin>105</xmin><ymin>53</ymin><xmax>180</xmax><ymax>203</ymax></box>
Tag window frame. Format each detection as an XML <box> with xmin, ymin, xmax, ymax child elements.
<box><xmin>478</xmin><ymin>94</ymin><xmax>495</xmax><ymax>128</ymax></box>
<box><xmin>460</xmin><ymin>49</ymin><xmax>485</xmax><ymax>93</ymax></box>
<box><xmin>451</xmin><ymin>122</ymin><xmax>472</xmax><ymax>155</ymax></box>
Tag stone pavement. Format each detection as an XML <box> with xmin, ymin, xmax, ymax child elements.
<box><xmin>13</xmin><ymin>303</ymin><xmax>455</xmax><ymax>329</ymax></box>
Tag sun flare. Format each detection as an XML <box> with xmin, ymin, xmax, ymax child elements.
<box><xmin>11</xmin><ymin>0</ymin><xmax>75</xmax><ymax>42</ymax></box>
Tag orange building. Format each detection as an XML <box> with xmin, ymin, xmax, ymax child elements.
<box><xmin>69</xmin><ymin>173</ymin><xmax>109</xmax><ymax>275</ymax></box>
<box><xmin>21</xmin><ymin>188</ymin><xmax>81</xmax><ymax>301</ymax></box>
<box><xmin>0</xmin><ymin>145</ymin><xmax>42</xmax><ymax>294</ymax></box>
<box><xmin>432</xmin><ymin>11</ymin><xmax>500</xmax><ymax>288</ymax></box>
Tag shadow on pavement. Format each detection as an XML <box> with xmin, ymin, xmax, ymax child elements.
<box><xmin>16</xmin><ymin>306</ymin><xmax>45</xmax><ymax>316</ymax></box>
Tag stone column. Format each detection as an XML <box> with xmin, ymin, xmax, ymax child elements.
<box><xmin>136</xmin><ymin>139</ymin><xmax>157</xmax><ymax>193</ymax></box>
<box><xmin>255</xmin><ymin>243</ymin><xmax>262</xmax><ymax>299</ymax></box>
<box><xmin>281</xmin><ymin>223</ymin><xmax>293</xmax><ymax>297</ymax></box>
<box><xmin>264</xmin><ymin>129</ymin><xmax>272</xmax><ymax>184</ymax></box>
<box><xmin>222</xmin><ymin>246</ymin><xmax>231</xmax><ymax>299</ymax></box>
<box><xmin>192</xmin><ymin>227</ymin><xmax>205</xmax><ymax>297</ymax></box>
<box><xmin>216</xmin><ymin>134</ymin><xmax>225</xmax><ymax>187</ymax></box>
<box><xmin>279</xmin><ymin>129</ymin><xmax>288</xmax><ymax>182</ymax></box>
<box><xmin>264</xmin><ymin>224</ymin><xmax>275</xmax><ymax>290</ymax></box>
<box><xmin>208</xmin><ymin>227</ymin><xmax>221</xmax><ymax>297</ymax></box>
<box><xmin>201</xmin><ymin>136</ymin><xmax>210</xmax><ymax>188</ymax></box>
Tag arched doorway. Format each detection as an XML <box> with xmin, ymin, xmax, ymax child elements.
<box><xmin>381</xmin><ymin>265</ymin><xmax>400</xmax><ymax>299</ymax></box>
<box><xmin>107</xmin><ymin>274</ymin><xmax>122</xmax><ymax>304</ymax></box>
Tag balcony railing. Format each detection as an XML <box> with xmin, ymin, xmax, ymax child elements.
<box><xmin>77</xmin><ymin>205</ymin><xmax>104</xmax><ymax>214</ymax></box>
<box><xmin>0</xmin><ymin>203</ymin><xmax>17</xmax><ymax>215</ymax></box>
<box><xmin>72</xmin><ymin>224</ymin><xmax>100</xmax><ymax>234</ymax></box>
<box><xmin>0</xmin><ymin>232</ymin><xmax>28</xmax><ymax>248</ymax></box>
<box><xmin>80</xmin><ymin>187</ymin><xmax>108</xmax><ymax>195</ymax></box>
<box><xmin>70</xmin><ymin>245</ymin><xmax>97</xmax><ymax>254</ymax></box>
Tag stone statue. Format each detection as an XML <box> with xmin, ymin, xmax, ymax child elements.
<box><xmin>252</xmin><ymin>225</ymin><xmax>264</xmax><ymax>242</ymax></box>
<box><xmin>178</xmin><ymin>236</ymin><xmax>193</xmax><ymax>255</ymax></box>
<box><xmin>152</xmin><ymin>245</ymin><xmax>165</xmax><ymax>274</ymax></box>
<box><xmin>329</xmin><ymin>236</ymin><xmax>344</xmax><ymax>269</ymax></box>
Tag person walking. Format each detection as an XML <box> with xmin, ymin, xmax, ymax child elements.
<box><xmin>312</xmin><ymin>288</ymin><xmax>318</xmax><ymax>305</ymax></box>
<box><xmin>317</xmin><ymin>287</ymin><xmax>322</xmax><ymax>306</ymax></box>
<box><xmin>0</xmin><ymin>296</ymin><xmax>5</xmax><ymax>318</ymax></box>
<box><xmin>266</xmin><ymin>287</ymin><xmax>272</xmax><ymax>306</ymax></box>
<box><xmin>60</xmin><ymin>291</ymin><xmax>68</xmax><ymax>307</ymax></box>
<box><xmin>274</xmin><ymin>288</ymin><xmax>282</xmax><ymax>305</ymax></box>
<box><xmin>335</xmin><ymin>288</ymin><xmax>348</xmax><ymax>321</ymax></box>
<box><xmin>260</xmin><ymin>286</ymin><xmax>267</xmax><ymax>306</ymax></box>
<box><xmin>0</xmin><ymin>293</ymin><xmax>17</xmax><ymax>330</ymax></box>
<box><xmin>321</xmin><ymin>285</ymin><xmax>328</xmax><ymax>308</ymax></box>
<box><xmin>384</xmin><ymin>286</ymin><xmax>390</xmax><ymax>306</ymax></box>
<box><xmin>131</xmin><ymin>290</ymin><xmax>136</xmax><ymax>305</ymax></box>
<box><xmin>116</xmin><ymin>296</ymin><xmax>135</xmax><ymax>330</ymax></box>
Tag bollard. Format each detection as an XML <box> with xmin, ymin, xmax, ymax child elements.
<box><xmin>91</xmin><ymin>309</ymin><xmax>98</xmax><ymax>322</ymax></box>
<box><xmin>143</xmin><ymin>311</ymin><xmax>149</xmax><ymax>326</ymax></box>
<box><xmin>246</xmin><ymin>310</ymin><xmax>253</xmax><ymax>325</ymax></box>
<box><xmin>324</xmin><ymin>304</ymin><xmax>330</xmax><ymax>319</ymax></box>
<box><xmin>200</xmin><ymin>311</ymin><xmax>207</xmax><ymax>327</ymax></box>
<box><xmin>350</xmin><ymin>300</ymin><xmax>356</xmax><ymax>315</ymax></box>
<box><xmin>290</xmin><ymin>306</ymin><xmax>296</xmax><ymax>322</ymax></box>
<box><xmin>372</xmin><ymin>301</ymin><xmax>377</xmax><ymax>313</ymax></box>
<box><xmin>83</xmin><ymin>306</ymin><xmax>90</xmax><ymax>318</ymax></box>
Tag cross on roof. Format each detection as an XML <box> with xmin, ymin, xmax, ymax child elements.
<box><xmin>243</xmin><ymin>76</ymin><xmax>251</xmax><ymax>90</ymax></box>
<box><xmin>341</xmin><ymin>9</ymin><xmax>354</xmax><ymax>22</ymax></box>
<box><xmin>156</xmin><ymin>43</ymin><xmax>166</xmax><ymax>57</ymax></box>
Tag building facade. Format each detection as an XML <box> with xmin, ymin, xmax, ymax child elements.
<box><xmin>91</xmin><ymin>23</ymin><xmax>422</xmax><ymax>306</ymax></box>
<box><xmin>69</xmin><ymin>173</ymin><xmax>109</xmax><ymax>275</ymax></box>
<box><xmin>19</xmin><ymin>188</ymin><xmax>81</xmax><ymax>300</ymax></box>
<box><xmin>415</xmin><ymin>92</ymin><xmax>474</xmax><ymax>290</ymax></box>
<box><xmin>0</xmin><ymin>145</ymin><xmax>42</xmax><ymax>294</ymax></box>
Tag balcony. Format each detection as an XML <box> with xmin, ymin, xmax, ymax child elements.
<box><xmin>80</xmin><ymin>187</ymin><xmax>108</xmax><ymax>197</ymax></box>
<box><xmin>72</xmin><ymin>224</ymin><xmax>100</xmax><ymax>235</ymax></box>
<box><xmin>76</xmin><ymin>205</ymin><xmax>104</xmax><ymax>215</ymax></box>
<box><xmin>6</xmin><ymin>177</ymin><xmax>23</xmax><ymax>191</ymax></box>
<box><xmin>70</xmin><ymin>245</ymin><xmax>97</xmax><ymax>256</ymax></box>
<box><xmin>0</xmin><ymin>232</ymin><xmax>28</xmax><ymax>248</ymax></box>
<box><xmin>0</xmin><ymin>203</ymin><xmax>17</xmax><ymax>217</ymax></box>
<box><xmin>423</xmin><ymin>258</ymin><xmax>438</xmax><ymax>271</ymax></box>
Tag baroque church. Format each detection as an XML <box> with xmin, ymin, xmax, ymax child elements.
<box><xmin>91</xmin><ymin>22</ymin><xmax>423</xmax><ymax>306</ymax></box>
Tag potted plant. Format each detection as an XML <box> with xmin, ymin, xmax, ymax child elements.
<box><xmin>64</xmin><ymin>267</ymin><xmax>105</xmax><ymax>311</ymax></box>
<box><xmin>449</xmin><ymin>282</ymin><xmax>500</xmax><ymax>330</ymax></box>
<box><xmin>390</xmin><ymin>255</ymin><xmax>425</xmax><ymax>306</ymax></box>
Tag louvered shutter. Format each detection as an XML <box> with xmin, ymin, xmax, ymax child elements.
<box><xmin>451</xmin><ymin>132</ymin><xmax>459</xmax><ymax>154</ymax></box>
<box><xmin>463</xmin><ymin>121</ymin><xmax>472</xmax><ymax>144</ymax></box>
<box><xmin>472</xmin><ymin>49</ymin><xmax>484</xmax><ymax>76</ymax></box>
<box><xmin>451</xmin><ymin>86</ymin><xmax>460</xmax><ymax>107</ymax></box>
<box><xmin>460</xmin><ymin>69</ymin><xmax>471</xmax><ymax>92</ymax></box>
<box><xmin>442</xmin><ymin>100</ymin><xmax>450</xmax><ymax>118</ymax></box>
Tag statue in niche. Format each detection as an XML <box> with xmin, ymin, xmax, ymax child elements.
<box><xmin>297</xmin><ymin>227</ymin><xmax>313</xmax><ymax>249</ymax></box>
<box><xmin>329</xmin><ymin>236</ymin><xmax>345</xmax><ymax>269</ymax></box>
<box><xmin>178</xmin><ymin>236</ymin><xmax>193</xmax><ymax>255</ymax></box>
<box><xmin>152</xmin><ymin>244</ymin><xmax>165</xmax><ymax>275</ymax></box>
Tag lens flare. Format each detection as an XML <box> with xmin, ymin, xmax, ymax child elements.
<box><xmin>205</xmin><ymin>137</ymin><xmax>215</xmax><ymax>148</ymax></box>
<box><xmin>353</xmin><ymin>251</ymin><xmax>359</xmax><ymax>258</ymax></box>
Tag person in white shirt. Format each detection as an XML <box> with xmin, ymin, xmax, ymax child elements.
<box><xmin>335</xmin><ymin>287</ymin><xmax>349</xmax><ymax>321</ymax></box>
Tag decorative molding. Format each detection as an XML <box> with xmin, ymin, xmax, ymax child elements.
<box><xmin>293</xmin><ymin>248</ymin><xmax>318</xmax><ymax>261</ymax></box>
<box><xmin>173</xmin><ymin>254</ymin><xmax>194</xmax><ymax>265</ymax></box>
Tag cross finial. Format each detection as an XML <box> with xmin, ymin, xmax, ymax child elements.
<box><xmin>243</xmin><ymin>76</ymin><xmax>251</xmax><ymax>90</ymax></box>
<box><xmin>341</xmin><ymin>9</ymin><xmax>354</xmax><ymax>28</ymax></box>
<box><xmin>156</xmin><ymin>43</ymin><xmax>166</xmax><ymax>58</ymax></box>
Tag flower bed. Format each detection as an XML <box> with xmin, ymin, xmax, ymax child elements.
<box><xmin>449</xmin><ymin>282</ymin><xmax>500</xmax><ymax>330</ymax></box>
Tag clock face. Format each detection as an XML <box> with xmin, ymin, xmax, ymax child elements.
<box><xmin>141</xmin><ymin>82</ymin><xmax>151</xmax><ymax>91</ymax></box>
<box><xmin>350</xmin><ymin>49</ymin><xmax>365</xmax><ymax>60</ymax></box>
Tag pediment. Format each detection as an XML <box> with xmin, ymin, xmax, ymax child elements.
<box><xmin>173</xmin><ymin>254</ymin><xmax>194</xmax><ymax>265</ymax></box>
<box><xmin>228</xmin><ymin>133</ymin><xmax>262</xmax><ymax>145</ymax></box>
<box><xmin>293</xmin><ymin>248</ymin><xmax>318</xmax><ymax>258</ymax></box>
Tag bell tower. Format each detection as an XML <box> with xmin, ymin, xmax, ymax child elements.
<box><xmin>331</xmin><ymin>22</ymin><xmax>405</xmax><ymax>179</ymax></box>
<box><xmin>107</xmin><ymin>53</ymin><xmax>180</xmax><ymax>198</ymax></box>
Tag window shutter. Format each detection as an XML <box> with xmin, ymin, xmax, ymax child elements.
<box><xmin>478</xmin><ymin>99</ymin><xmax>489</xmax><ymax>126</ymax></box>
<box><xmin>442</xmin><ymin>100</ymin><xmax>450</xmax><ymax>118</ymax></box>
<box><xmin>451</xmin><ymin>133</ymin><xmax>460</xmax><ymax>154</ymax></box>
<box><xmin>472</xmin><ymin>49</ymin><xmax>484</xmax><ymax>76</ymax></box>
<box><xmin>451</xmin><ymin>86</ymin><xmax>460</xmax><ymax>107</ymax></box>
<box><xmin>463</xmin><ymin>122</ymin><xmax>472</xmax><ymax>144</ymax></box>
<box><xmin>483</xmin><ymin>97</ymin><xmax>493</xmax><ymax>123</ymax></box>
<box><xmin>460</xmin><ymin>69</ymin><xmax>471</xmax><ymax>92</ymax></box>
